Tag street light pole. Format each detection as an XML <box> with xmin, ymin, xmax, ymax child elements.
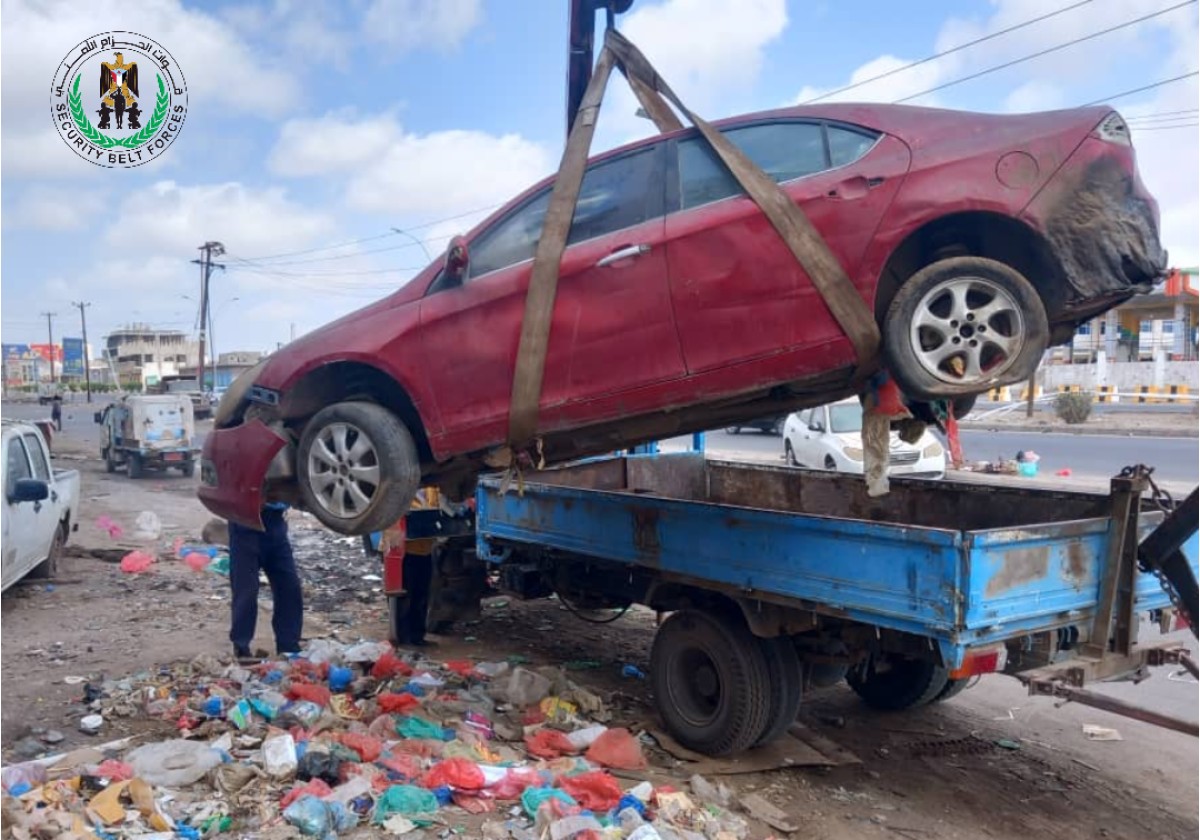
<box><xmin>72</xmin><ymin>301</ymin><xmax>92</xmax><ymax>402</ymax></box>
<box><xmin>40</xmin><ymin>311</ymin><xmax>57</xmax><ymax>384</ymax></box>
<box><xmin>192</xmin><ymin>241</ymin><xmax>226</xmax><ymax>390</ymax></box>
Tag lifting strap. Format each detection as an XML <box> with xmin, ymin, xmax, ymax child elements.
<box><xmin>506</xmin><ymin>28</ymin><xmax>881</xmax><ymax>452</ymax></box>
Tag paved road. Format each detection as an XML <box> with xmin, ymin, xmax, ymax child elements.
<box><xmin>670</xmin><ymin>427</ymin><xmax>1199</xmax><ymax>486</ymax></box>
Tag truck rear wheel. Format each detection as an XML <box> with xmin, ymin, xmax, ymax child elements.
<box><xmin>28</xmin><ymin>524</ymin><xmax>64</xmax><ymax>580</ymax></box>
<box><xmin>932</xmin><ymin>677</ymin><xmax>971</xmax><ymax>703</ymax></box>
<box><xmin>127</xmin><ymin>453</ymin><xmax>145</xmax><ymax>479</ymax></box>
<box><xmin>650</xmin><ymin>609</ymin><xmax>771</xmax><ymax>756</ymax></box>
<box><xmin>846</xmin><ymin>655</ymin><xmax>949</xmax><ymax>711</ymax></box>
<box><xmin>180</xmin><ymin>459</ymin><xmax>196</xmax><ymax>478</ymax></box>
<box><xmin>754</xmin><ymin>635</ymin><xmax>804</xmax><ymax>746</ymax></box>
<box><xmin>103</xmin><ymin>447</ymin><xmax>117</xmax><ymax>473</ymax></box>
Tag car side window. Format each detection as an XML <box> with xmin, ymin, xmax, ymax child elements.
<box><xmin>467</xmin><ymin>145</ymin><xmax>663</xmax><ymax>280</ymax></box>
<box><xmin>6</xmin><ymin>437</ymin><xmax>31</xmax><ymax>496</ymax></box>
<box><xmin>678</xmin><ymin>121</ymin><xmax>827</xmax><ymax>210</ymax></box>
<box><xmin>827</xmin><ymin>125</ymin><xmax>880</xmax><ymax>168</ymax></box>
<box><xmin>22</xmin><ymin>434</ymin><xmax>50</xmax><ymax>481</ymax></box>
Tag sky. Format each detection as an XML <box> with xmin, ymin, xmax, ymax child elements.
<box><xmin>1</xmin><ymin>0</ymin><xmax>1197</xmax><ymax>355</ymax></box>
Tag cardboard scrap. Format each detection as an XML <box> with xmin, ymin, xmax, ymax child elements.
<box><xmin>649</xmin><ymin>725</ymin><xmax>856</xmax><ymax>775</ymax></box>
<box><xmin>85</xmin><ymin>780</ymin><xmax>130</xmax><ymax>825</ymax></box>
<box><xmin>739</xmin><ymin>792</ymin><xmax>798</xmax><ymax>834</ymax></box>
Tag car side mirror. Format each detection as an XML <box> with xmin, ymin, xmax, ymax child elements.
<box><xmin>444</xmin><ymin>236</ymin><xmax>469</xmax><ymax>285</ymax></box>
<box><xmin>809</xmin><ymin>421</ymin><xmax>825</xmax><ymax>433</ymax></box>
<box><xmin>94</xmin><ymin>411</ymin><xmax>103</xmax><ymax>424</ymax></box>
<box><xmin>11</xmin><ymin>478</ymin><xmax>49</xmax><ymax>504</ymax></box>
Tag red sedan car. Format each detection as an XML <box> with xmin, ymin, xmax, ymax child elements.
<box><xmin>201</xmin><ymin>102</ymin><xmax>1165</xmax><ymax>534</ymax></box>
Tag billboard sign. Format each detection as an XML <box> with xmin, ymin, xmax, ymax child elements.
<box><xmin>2</xmin><ymin>343</ymin><xmax>35</xmax><ymax>361</ymax></box>
<box><xmin>62</xmin><ymin>338</ymin><xmax>85</xmax><ymax>377</ymax></box>
<box><xmin>30</xmin><ymin>344</ymin><xmax>63</xmax><ymax>363</ymax></box>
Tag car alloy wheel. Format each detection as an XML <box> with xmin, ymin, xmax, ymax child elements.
<box><xmin>910</xmin><ymin>275</ymin><xmax>1024</xmax><ymax>385</ymax></box>
<box><xmin>306</xmin><ymin>421</ymin><xmax>382</xmax><ymax>519</ymax></box>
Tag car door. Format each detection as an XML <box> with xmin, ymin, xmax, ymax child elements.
<box><xmin>21</xmin><ymin>431</ymin><xmax>57</xmax><ymax>560</ymax></box>
<box><xmin>796</xmin><ymin>408</ymin><xmax>823</xmax><ymax>466</ymax></box>
<box><xmin>420</xmin><ymin>143</ymin><xmax>682</xmax><ymax>449</ymax></box>
<box><xmin>665</xmin><ymin>119</ymin><xmax>911</xmax><ymax>378</ymax></box>
<box><xmin>2</xmin><ymin>434</ymin><xmax>39</xmax><ymax>590</ymax></box>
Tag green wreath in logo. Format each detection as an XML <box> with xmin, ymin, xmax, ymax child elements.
<box><xmin>68</xmin><ymin>73</ymin><xmax>168</xmax><ymax>150</ymax></box>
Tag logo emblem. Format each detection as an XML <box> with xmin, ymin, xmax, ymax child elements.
<box><xmin>51</xmin><ymin>32</ymin><xmax>187</xmax><ymax>168</ymax></box>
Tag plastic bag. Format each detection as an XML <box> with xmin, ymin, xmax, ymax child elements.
<box><xmin>183</xmin><ymin>552</ymin><xmax>210</xmax><ymax>572</ymax></box>
<box><xmin>396</xmin><ymin>716</ymin><xmax>448</xmax><ymax>741</ymax></box>
<box><xmin>565</xmin><ymin>725</ymin><xmax>607</xmax><ymax>750</ymax></box>
<box><xmin>419</xmin><ymin>757</ymin><xmax>485</xmax><ymax>791</ymax></box>
<box><xmin>263</xmin><ymin>731</ymin><xmax>299</xmax><ymax>778</ymax></box>
<box><xmin>280</xmin><ymin>778</ymin><xmax>333</xmax><ymax>809</ymax></box>
<box><xmin>474</xmin><ymin>661</ymin><xmax>509</xmax><ymax>679</ymax></box>
<box><xmin>327</xmin><ymin>666</ymin><xmax>354</xmax><ymax>692</ymax></box>
<box><xmin>525</xmin><ymin>728</ymin><xmax>578</xmax><ymax>759</ymax></box>
<box><xmin>585</xmin><ymin>728</ymin><xmax>647</xmax><ymax>770</ymax></box>
<box><xmin>343</xmin><ymin>640</ymin><xmax>392</xmax><ymax>663</ymax></box>
<box><xmin>548</xmin><ymin>814</ymin><xmax>604</xmax><ymax>840</ymax></box>
<box><xmin>288</xmin><ymin>682</ymin><xmax>332</xmax><ymax>707</ymax></box>
<box><xmin>371</xmin><ymin>651</ymin><xmax>413</xmax><ymax>680</ymax></box>
<box><xmin>338</xmin><ymin>732</ymin><xmax>383</xmax><ymax>763</ymax></box>
<box><xmin>503</xmin><ymin>668</ymin><xmax>552</xmax><ymax>707</ymax></box>
<box><xmin>558</xmin><ymin>770</ymin><xmax>622</xmax><ymax>812</ymax></box>
<box><xmin>489</xmin><ymin>767</ymin><xmax>545</xmax><ymax>801</ymax></box>
<box><xmin>297</xmin><ymin>750</ymin><xmax>342</xmax><ymax>784</ymax></box>
<box><xmin>378</xmin><ymin>752</ymin><xmax>424</xmax><ymax>783</ymax></box>
<box><xmin>94</xmin><ymin>759</ymin><xmax>134</xmax><ymax>782</ymax></box>
<box><xmin>521</xmin><ymin>786</ymin><xmax>576</xmax><ymax>819</ymax></box>
<box><xmin>283</xmin><ymin>794</ymin><xmax>357</xmax><ymax>838</ymax></box>
<box><xmin>278</xmin><ymin>700</ymin><xmax>324</xmax><ymax>729</ymax></box>
<box><xmin>134</xmin><ymin>510</ymin><xmax>162</xmax><ymax>540</ymax></box>
<box><xmin>126</xmin><ymin>739</ymin><xmax>223</xmax><ymax>787</ymax></box>
<box><xmin>445</xmin><ymin>660</ymin><xmax>477</xmax><ymax>678</ymax></box>
<box><xmin>2</xmin><ymin>762</ymin><xmax>47</xmax><ymax>795</ymax></box>
<box><xmin>378</xmin><ymin>693</ymin><xmax>421</xmax><ymax>714</ymax></box>
<box><xmin>119</xmin><ymin>550</ymin><xmax>156</xmax><ymax>574</ymax></box>
<box><xmin>303</xmin><ymin>639</ymin><xmax>345</xmax><ymax>666</ymax></box>
<box><xmin>373</xmin><ymin>784</ymin><xmax>440</xmax><ymax>824</ymax></box>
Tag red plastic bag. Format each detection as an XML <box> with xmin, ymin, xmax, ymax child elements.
<box><xmin>338</xmin><ymin>732</ymin><xmax>383</xmax><ymax>763</ymax></box>
<box><xmin>119</xmin><ymin>550</ymin><xmax>155</xmax><ymax>574</ymax></box>
<box><xmin>95</xmin><ymin>760</ymin><xmax>134</xmax><ymax>781</ymax></box>
<box><xmin>287</xmin><ymin>682</ymin><xmax>331</xmax><ymax>706</ymax></box>
<box><xmin>559</xmin><ymin>770</ymin><xmax>622</xmax><ymax>812</ymax></box>
<box><xmin>183</xmin><ymin>552</ymin><xmax>210</xmax><ymax>572</ymax></box>
<box><xmin>585</xmin><ymin>728</ymin><xmax>647</xmax><ymax>770</ymax></box>
<box><xmin>420</xmin><ymin>757</ymin><xmax>486</xmax><ymax>790</ymax></box>
<box><xmin>378</xmin><ymin>752</ymin><xmax>424</xmax><ymax>783</ymax></box>
<box><xmin>444</xmin><ymin>660</ymin><xmax>476</xmax><ymax>678</ymax></box>
<box><xmin>371</xmin><ymin>652</ymin><xmax>413</xmax><ymax>680</ymax></box>
<box><xmin>490</xmin><ymin>768</ymin><xmax>544</xmax><ymax>800</ymax></box>
<box><xmin>378</xmin><ymin>693</ymin><xmax>421</xmax><ymax>714</ymax></box>
<box><xmin>525</xmin><ymin>729</ymin><xmax>578</xmax><ymax>759</ymax></box>
<box><xmin>453</xmin><ymin>792</ymin><xmax>496</xmax><ymax>814</ymax></box>
<box><xmin>280</xmin><ymin>778</ymin><xmax>332</xmax><ymax>808</ymax></box>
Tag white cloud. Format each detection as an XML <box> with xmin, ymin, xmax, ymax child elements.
<box><xmin>221</xmin><ymin>1</ymin><xmax>354</xmax><ymax>71</ymax></box>
<box><xmin>270</xmin><ymin>112</ymin><xmax>552</xmax><ymax>218</ymax></box>
<box><xmin>794</xmin><ymin>54</ymin><xmax>954</xmax><ymax>107</ymax></box>
<box><xmin>9</xmin><ymin>187</ymin><xmax>107</xmax><ymax>230</ymax></box>
<box><xmin>361</xmin><ymin>0</ymin><xmax>484</xmax><ymax>53</ymax></box>
<box><xmin>1003</xmin><ymin>80</ymin><xmax>1066</xmax><ymax>113</ymax></box>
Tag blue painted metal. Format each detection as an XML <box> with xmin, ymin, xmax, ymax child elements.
<box><xmin>476</xmin><ymin>454</ymin><xmax>1199</xmax><ymax>668</ymax></box>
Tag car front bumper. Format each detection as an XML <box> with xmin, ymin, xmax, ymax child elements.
<box><xmin>197</xmin><ymin>419</ymin><xmax>290</xmax><ymax>530</ymax></box>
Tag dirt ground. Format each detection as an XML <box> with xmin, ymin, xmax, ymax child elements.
<box><xmin>2</xmin><ymin>404</ymin><xmax>1197</xmax><ymax>840</ymax></box>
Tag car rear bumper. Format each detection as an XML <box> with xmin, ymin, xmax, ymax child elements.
<box><xmin>197</xmin><ymin>419</ymin><xmax>289</xmax><ymax>530</ymax></box>
<box><xmin>1026</xmin><ymin>137</ymin><xmax>1168</xmax><ymax>300</ymax></box>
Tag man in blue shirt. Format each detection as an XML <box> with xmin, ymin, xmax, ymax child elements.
<box><xmin>227</xmin><ymin>502</ymin><xmax>303</xmax><ymax>661</ymax></box>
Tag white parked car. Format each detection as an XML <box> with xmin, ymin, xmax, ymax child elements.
<box><xmin>2</xmin><ymin>419</ymin><xmax>80</xmax><ymax>590</ymax></box>
<box><xmin>783</xmin><ymin>398</ymin><xmax>946</xmax><ymax>479</ymax></box>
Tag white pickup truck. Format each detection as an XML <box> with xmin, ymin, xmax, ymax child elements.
<box><xmin>2</xmin><ymin>419</ymin><xmax>79</xmax><ymax>590</ymax></box>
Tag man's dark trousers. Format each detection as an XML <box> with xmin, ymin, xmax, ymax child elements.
<box><xmin>228</xmin><ymin>507</ymin><xmax>303</xmax><ymax>654</ymax></box>
<box><xmin>395</xmin><ymin>552</ymin><xmax>434</xmax><ymax>644</ymax></box>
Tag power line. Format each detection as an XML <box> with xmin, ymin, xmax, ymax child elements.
<box><xmin>1125</xmin><ymin>108</ymin><xmax>1199</xmax><ymax>120</ymax></box>
<box><xmin>1081</xmin><ymin>71</ymin><xmax>1199</xmax><ymax>106</ymax></box>
<box><xmin>894</xmin><ymin>0</ymin><xmax>1197</xmax><ymax>104</ymax></box>
<box><xmin>1132</xmin><ymin>122</ymin><xmax>1198</xmax><ymax>130</ymax></box>
<box><xmin>802</xmin><ymin>0</ymin><xmax>1096</xmax><ymax>104</ymax></box>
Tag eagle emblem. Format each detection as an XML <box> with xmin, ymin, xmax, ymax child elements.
<box><xmin>98</xmin><ymin>52</ymin><xmax>141</xmax><ymax>130</ymax></box>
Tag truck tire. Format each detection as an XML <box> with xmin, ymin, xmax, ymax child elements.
<box><xmin>127</xmin><ymin>453</ymin><xmax>145</xmax><ymax>479</ymax></box>
<box><xmin>28</xmin><ymin>523</ymin><xmax>65</xmax><ymax>580</ymax></box>
<box><xmin>932</xmin><ymin>677</ymin><xmax>971</xmax><ymax>703</ymax></box>
<box><xmin>103</xmin><ymin>447</ymin><xmax>117</xmax><ymax>473</ymax></box>
<box><xmin>297</xmin><ymin>401</ymin><xmax>420</xmax><ymax>536</ymax></box>
<box><xmin>753</xmin><ymin>636</ymin><xmax>804</xmax><ymax>747</ymax></box>
<box><xmin>883</xmin><ymin>256</ymin><xmax>1048</xmax><ymax>400</ymax></box>
<box><xmin>846</xmin><ymin>656</ymin><xmax>949</xmax><ymax>711</ymax></box>
<box><xmin>180</xmin><ymin>459</ymin><xmax>197</xmax><ymax>478</ymax></box>
<box><xmin>650</xmin><ymin>609</ymin><xmax>771</xmax><ymax>756</ymax></box>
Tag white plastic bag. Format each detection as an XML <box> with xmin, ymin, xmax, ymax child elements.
<box><xmin>126</xmin><ymin>739</ymin><xmax>223</xmax><ymax>787</ymax></box>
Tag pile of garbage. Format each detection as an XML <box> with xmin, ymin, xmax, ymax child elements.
<box><xmin>1</xmin><ymin>639</ymin><xmax>768</xmax><ymax>839</ymax></box>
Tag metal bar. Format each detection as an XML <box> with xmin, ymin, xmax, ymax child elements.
<box><xmin>1139</xmin><ymin>488</ymin><xmax>1199</xmax><ymax>637</ymax></box>
<box><xmin>1084</xmin><ymin>477</ymin><xmax>1142</xmax><ymax>658</ymax></box>
<box><xmin>1051</xmin><ymin>684</ymin><xmax>1199</xmax><ymax>737</ymax></box>
<box><xmin>1180</xmin><ymin>652</ymin><xmax>1199</xmax><ymax>679</ymax></box>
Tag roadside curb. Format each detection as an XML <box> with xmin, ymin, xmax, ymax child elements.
<box><xmin>958</xmin><ymin>422</ymin><xmax>1197</xmax><ymax>438</ymax></box>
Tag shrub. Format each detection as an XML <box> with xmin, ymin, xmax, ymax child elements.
<box><xmin>1054</xmin><ymin>391</ymin><xmax>1093</xmax><ymax>425</ymax></box>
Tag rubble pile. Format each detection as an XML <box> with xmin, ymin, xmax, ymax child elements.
<box><xmin>1</xmin><ymin>639</ymin><xmax>774</xmax><ymax>840</ymax></box>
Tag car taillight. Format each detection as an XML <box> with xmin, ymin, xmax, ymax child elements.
<box><xmin>948</xmin><ymin>643</ymin><xmax>1008</xmax><ymax>679</ymax></box>
<box><xmin>1094</xmin><ymin>112</ymin><xmax>1131</xmax><ymax>146</ymax></box>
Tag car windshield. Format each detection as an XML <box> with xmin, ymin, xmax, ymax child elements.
<box><xmin>828</xmin><ymin>403</ymin><xmax>863</xmax><ymax>434</ymax></box>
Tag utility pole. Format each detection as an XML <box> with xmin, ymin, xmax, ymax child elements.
<box><xmin>72</xmin><ymin>301</ymin><xmax>93</xmax><ymax>402</ymax></box>
<box><xmin>40</xmin><ymin>311</ymin><xmax>57</xmax><ymax>384</ymax></box>
<box><xmin>191</xmin><ymin>241</ymin><xmax>226</xmax><ymax>391</ymax></box>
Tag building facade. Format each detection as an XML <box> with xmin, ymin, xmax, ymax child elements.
<box><xmin>104</xmin><ymin>325</ymin><xmax>201</xmax><ymax>389</ymax></box>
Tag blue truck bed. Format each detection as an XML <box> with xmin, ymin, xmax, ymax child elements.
<box><xmin>475</xmin><ymin>453</ymin><xmax>1198</xmax><ymax>669</ymax></box>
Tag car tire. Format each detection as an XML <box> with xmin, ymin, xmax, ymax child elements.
<box><xmin>824</xmin><ymin>455</ymin><xmax>837</xmax><ymax>470</ymax></box>
<box><xmin>884</xmin><ymin>256</ymin><xmax>1048</xmax><ymax>400</ymax></box>
<box><xmin>951</xmin><ymin>394</ymin><xmax>977</xmax><ymax>420</ymax></box>
<box><xmin>297</xmin><ymin>401</ymin><xmax>420</xmax><ymax>536</ymax></box>
<box><xmin>28</xmin><ymin>523</ymin><xmax>65</xmax><ymax>580</ymax></box>
<box><xmin>103</xmin><ymin>447</ymin><xmax>116</xmax><ymax>474</ymax></box>
<box><xmin>127</xmin><ymin>453</ymin><xmax>144</xmax><ymax>479</ymax></box>
<box><xmin>846</xmin><ymin>656</ymin><xmax>949</xmax><ymax>711</ymax></box>
<box><xmin>784</xmin><ymin>440</ymin><xmax>798</xmax><ymax>467</ymax></box>
<box><xmin>651</xmin><ymin>609</ymin><xmax>772</xmax><ymax>756</ymax></box>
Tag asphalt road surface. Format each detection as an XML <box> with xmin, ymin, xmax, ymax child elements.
<box><xmin>678</xmin><ymin>426</ymin><xmax>1199</xmax><ymax>487</ymax></box>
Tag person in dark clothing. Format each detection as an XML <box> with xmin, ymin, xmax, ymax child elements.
<box><xmin>227</xmin><ymin>502</ymin><xmax>303</xmax><ymax>660</ymax></box>
<box><xmin>380</xmin><ymin>487</ymin><xmax>441</xmax><ymax>647</ymax></box>
<box><xmin>50</xmin><ymin>396</ymin><xmax>63</xmax><ymax>432</ymax></box>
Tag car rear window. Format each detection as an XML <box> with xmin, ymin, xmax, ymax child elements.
<box><xmin>828</xmin><ymin>125</ymin><xmax>879</xmax><ymax>167</ymax></box>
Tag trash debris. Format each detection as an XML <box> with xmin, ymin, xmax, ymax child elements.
<box><xmin>119</xmin><ymin>550</ymin><xmax>156</xmax><ymax>574</ymax></box>
<box><xmin>1082</xmin><ymin>724</ymin><xmax>1123</xmax><ymax>741</ymax></box>
<box><xmin>133</xmin><ymin>510</ymin><xmax>162</xmax><ymax>540</ymax></box>
<box><xmin>78</xmin><ymin>713</ymin><xmax>104</xmax><ymax>734</ymax></box>
<box><xmin>127</xmin><ymin>740</ymin><xmax>224</xmax><ymax>786</ymax></box>
<box><xmin>621</xmin><ymin>664</ymin><xmax>646</xmax><ymax>680</ymax></box>
<box><xmin>738</xmin><ymin>792</ymin><xmax>797</xmax><ymax>833</ymax></box>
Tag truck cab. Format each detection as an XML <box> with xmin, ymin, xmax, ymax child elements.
<box><xmin>97</xmin><ymin>394</ymin><xmax>198</xmax><ymax>479</ymax></box>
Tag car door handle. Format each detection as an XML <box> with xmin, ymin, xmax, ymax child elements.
<box><xmin>827</xmin><ymin>176</ymin><xmax>884</xmax><ymax>199</ymax></box>
<box><xmin>596</xmin><ymin>244</ymin><xmax>651</xmax><ymax>267</ymax></box>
